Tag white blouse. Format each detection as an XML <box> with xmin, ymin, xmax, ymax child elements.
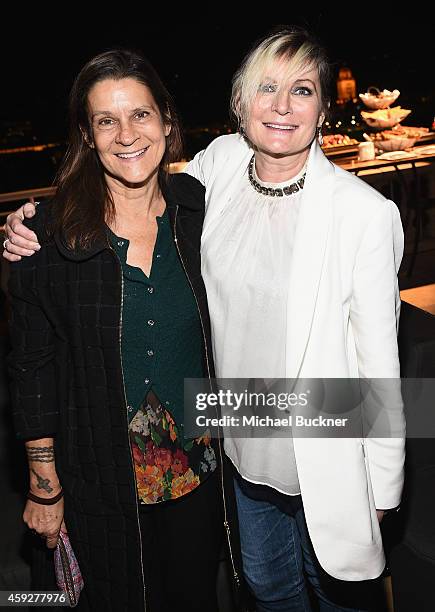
<box><xmin>201</xmin><ymin>158</ymin><xmax>306</xmax><ymax>495</ymax></box>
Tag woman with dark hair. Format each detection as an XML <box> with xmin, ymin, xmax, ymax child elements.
<box><xmin>5</xmin><ymin>49</ymin><xmax>242</xmax><ymax>612</ymax></box>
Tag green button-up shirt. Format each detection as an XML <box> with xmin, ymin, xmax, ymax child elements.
<box><xmin>108</xmin><ymin>208</ymin><xmax>204</xmax><ymax>427</ymax></box>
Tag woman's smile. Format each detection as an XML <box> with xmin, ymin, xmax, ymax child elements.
<box><xmin>263</xmin><ymin>122</ymin><xmax>299</xmax><ymax>133</ymax></box>
<box><xmin>114</xmin><ymin>146</ymin><xmax>150</xmax><ymax>161</ymax></box>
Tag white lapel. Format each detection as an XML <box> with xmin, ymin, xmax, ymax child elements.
<box><xmin>285</xmin><ymin>140</ymin><xmax>335</xmax><ymax>378</ymax></box>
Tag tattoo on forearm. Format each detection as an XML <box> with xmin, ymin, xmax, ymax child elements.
<box><xmin>30</xmin><ymin>468</ymin><xmax>53</xmax><ymax>493</ymax></box>
<box><xmin>26</xmin><ymin>446</ymin><xmax>55</xmax><ymax>463</ymax></box>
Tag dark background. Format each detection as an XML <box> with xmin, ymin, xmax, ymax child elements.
<box><xmin>1</xmin><ymin>20</ymin><xmax>435</xmax><ymax>604</ymax></box>
<box><xmin>1</xmin><ymin>19</ymin><xmax>434</xmax><ymax>136</ymax></box>
<box><xmin>0</xmin><ymin>19</ymin><xmax>434</xmax><ymax>191</ymax></box>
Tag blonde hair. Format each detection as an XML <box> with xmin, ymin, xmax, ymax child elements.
<box><xmin>231</xmin><ymin>27</ymin><xmax>331</xmax><ymax>130</ymax></box>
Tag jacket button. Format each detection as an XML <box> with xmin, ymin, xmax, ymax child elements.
<box><xmin>147</xmin><ymin>287</ymin><xmax>154</xmax><ymax>294</ymax></box>
<box><xmin>147</xmin><ymin>319</ymin><xmax>155</xmax><ymax>326</ymax></box>
<box><xmin>147</xmin><ymin>350</ymin><xmax>154</xmax><ymax>356</ymax></box>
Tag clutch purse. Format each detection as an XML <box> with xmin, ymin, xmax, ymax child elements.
<box><xmin>54</xmin><ymin>530</ymin><xmax>84</xmax><ymax>607</ymax></box>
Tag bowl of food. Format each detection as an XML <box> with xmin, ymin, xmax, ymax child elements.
<box><xmin>359</xmin><ymin>88</ymin><xmax>400</xmax><ymax>109</ymax></box>
<box><xmin>361</xmin><ymin>106</ymin><xmax>411</xmax><ymax>129</ymax></box>
<box><xmin>368</xmin><ymin>126</ymin><xmax>423</xmax><ymax>152</ymax></box>
<box><xmin>372</xmin><ymin>135</ymin><xmax>417</xmax><ymax>152</ymax></box>
<box><xmin>388</xmin><ymin>125</ymin><xmax>429</xmax><ymax>139</ymax></box>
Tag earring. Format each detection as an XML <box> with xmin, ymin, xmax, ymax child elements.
<box><xmin>317</xmin><ymin>126</ymin><xmax>324</xmax><ymax>146</ymax></box>
<box><xmin>83</xmin><ymin>135</ymin><xmax>94</xmax><ymax>149</ymax></box>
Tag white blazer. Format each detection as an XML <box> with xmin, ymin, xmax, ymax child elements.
<box><xmin>185</xmin><ymin>133</ymin><xmax>405</xmax><ymax>580</ymax></box>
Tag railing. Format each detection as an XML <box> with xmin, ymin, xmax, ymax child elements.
<box><xmin>0</xmin><ymin>162</ymin><xmax>190</xmax><ymax>230</ymax></box>
<box><xmin>0</xmin><ymin>187</ymin><xmax>56</xmax><ymax>229</ymax></box>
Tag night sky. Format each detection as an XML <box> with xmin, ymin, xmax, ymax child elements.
<box><xmin>1</xmin><ymin>20</ymin><xmax>434</xmax><ymax>139</ymax></box>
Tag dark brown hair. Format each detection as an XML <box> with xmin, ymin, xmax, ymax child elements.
<box><xmin>51</xmin><ymin>49</ymin><xmax>183</xmax><ymax>250</ymax></box>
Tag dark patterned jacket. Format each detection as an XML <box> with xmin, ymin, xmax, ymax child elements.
<box><xmin>8</xmin><ymin>173</ymin><xmax>244</xmax><ymax>611</ymax></box>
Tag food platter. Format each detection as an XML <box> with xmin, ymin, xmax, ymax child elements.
<box><xmin>322</xmin><ymin>133</ymin><xmax>360</xmax><ymax>157</ymax></box>
<box><xmin>322</xmin><ymin>143</ymin><xmax>360</xmax><ymax>157</ymax></box>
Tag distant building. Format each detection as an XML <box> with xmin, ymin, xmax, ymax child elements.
<box><xmin>336</xmin><ymin>67</ymin><xmax>357</xmax><ymax>104</ymax></box>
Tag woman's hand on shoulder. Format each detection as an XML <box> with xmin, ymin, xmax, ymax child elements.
<box><xmin>2</xmin><ymin>202</ymin><xmax>40</xmax><ymax>261</ymax></box>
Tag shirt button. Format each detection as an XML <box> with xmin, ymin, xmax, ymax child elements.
<box><xmin>117</xmin><ymin>240</ymin><xmax>125</xmax><ymax>247</ymax></box>
<box><xmin>127</xmin><ymin>405</ymin><xmax>133</xmax><ymax>412</ymax></box>
<box><xmin>147</xmin><ymin>286</ymin><xmax>154</xmax><ymax>294</ymax></box>
<box><xmin>144</xmin><ymin>378</ymin><xmax>150</xmax><ymax>385</ymax></box>
<box><xmin>147</xmin><ymin>350</ymin><xmax>154</xmax><ymax>356</ymax></box>
<box><xmin>147</xmin><ymin>319</ymin><xmax>155</xmax><ymax>326</ymax></box>
<box><xmin>156</xmin><ymin>254</ymin><xmax>161</xmax><ymax>258</ymax></box>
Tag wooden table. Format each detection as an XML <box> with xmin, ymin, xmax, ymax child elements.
<box><xmin>334</xmin><ymin>146</ymin><xmax>435</xmax><ymax>276</ymax></box>
<box><xmin>334</xmin><ymin>147</ymin><xmax>435</xmax><ymax>175</ymax></box>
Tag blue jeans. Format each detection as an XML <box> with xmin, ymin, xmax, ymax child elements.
<box><xmin>234</xmin><ymin>478</ymin><xmax>370</xmax><ymax>612</ymax></box>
